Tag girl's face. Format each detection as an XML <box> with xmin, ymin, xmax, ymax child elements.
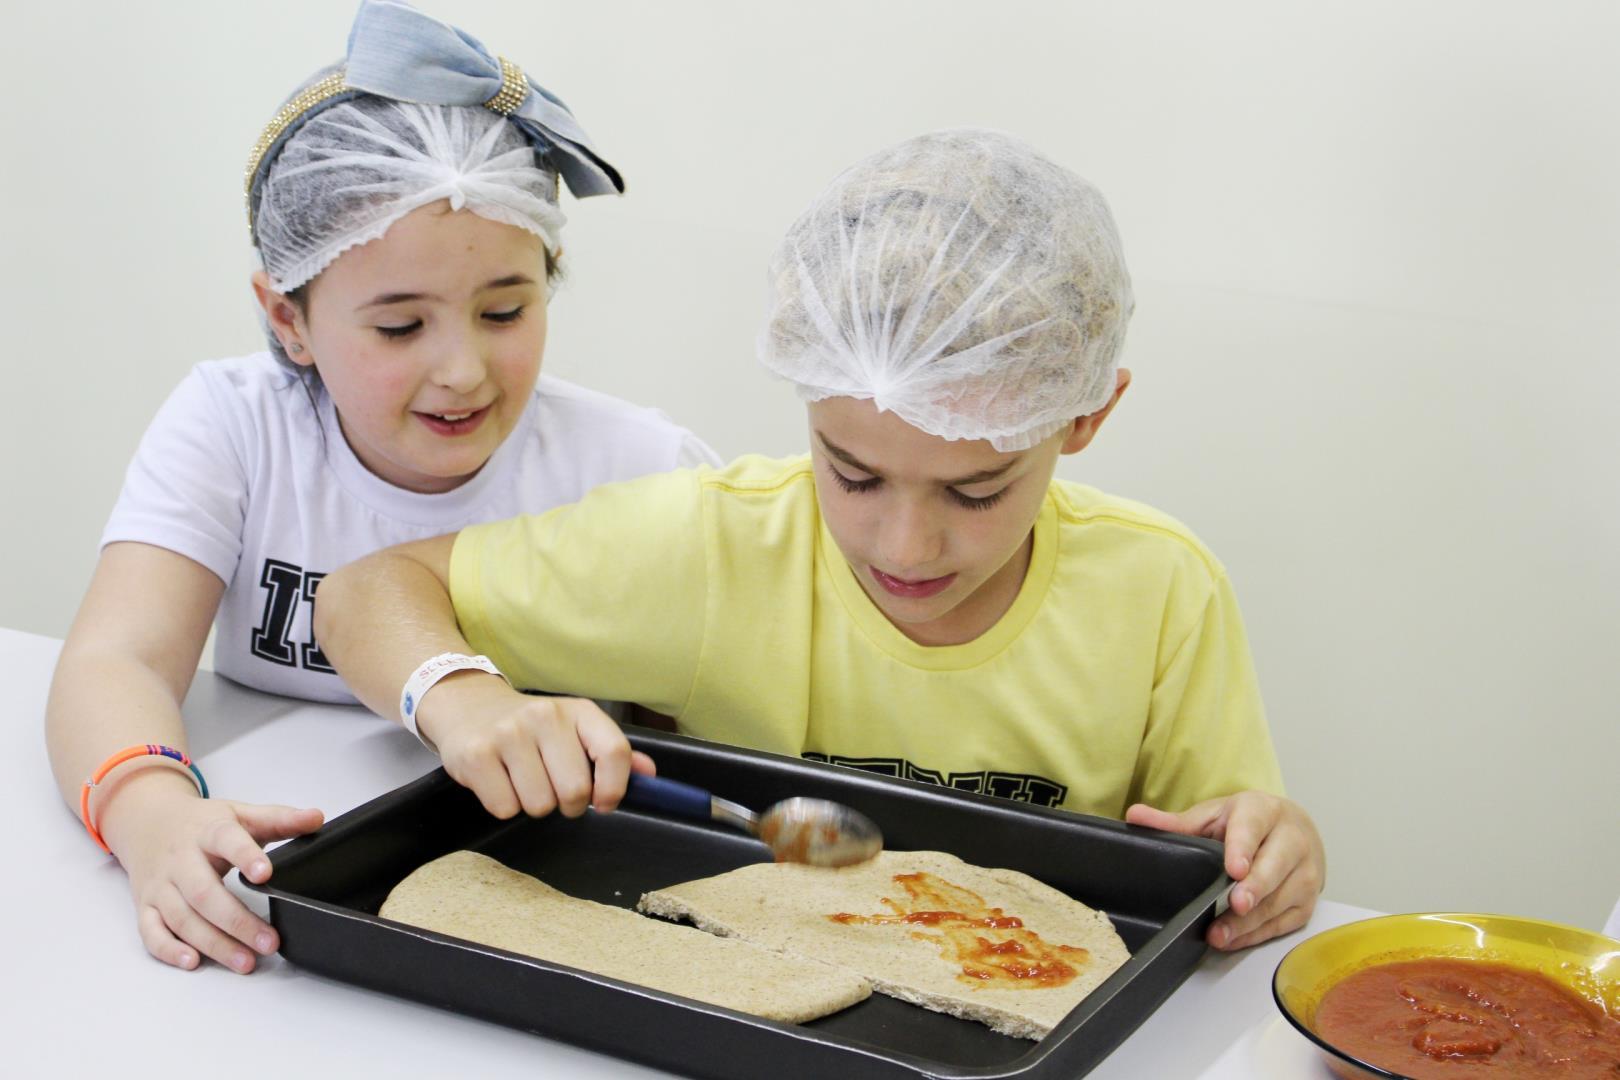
<box><xmin>808</xmin><ymin>374</ymin><xmax>1127</xmax><ymax>647</ymax></box>
<box><xmin>274</xmin><ymin>201</ymin><xmax>549</xmax><ymax>494</ymax></box>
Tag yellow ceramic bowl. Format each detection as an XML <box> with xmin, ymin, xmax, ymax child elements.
<box><xmin>1272</xmin><ymin>912</ymin><xmax>1620</xmax><ymax>1080</ymax></box>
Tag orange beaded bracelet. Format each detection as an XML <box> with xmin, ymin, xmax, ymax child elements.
<box><xmin>80</xmin><ymin>744</ymin><xmax>209</xmax><ymax>854</ymax></box>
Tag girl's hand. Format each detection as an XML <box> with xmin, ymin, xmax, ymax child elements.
<box><xmin>97</xmin><ymin>768</ymin><xmax>324</xmax><ymax>972</ymax></box>
<box><xmin>1125</xmin><ymin>791</ymin><xmax>1325</xmax><ymax>951</ymax></box>
<box><xmin>416</xmin><ymin>673</ymin><xmax>656</xmax><ymax>819</ymax></box>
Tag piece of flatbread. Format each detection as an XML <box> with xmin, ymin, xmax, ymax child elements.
<box><xmin>639</xmin><ymin>850</ymin><xmax>1130</xmax><ymax>1040</ymax></box>
<box><xmin>379</xmin><ymin>851</ymin><xmax>870</xmax><ymax>1023</ymax></box>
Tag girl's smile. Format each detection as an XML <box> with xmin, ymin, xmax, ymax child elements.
<box><xmin>414</xmin><ymin>403</ymin><xmax>494</xmax><ymax>437</ymax></box>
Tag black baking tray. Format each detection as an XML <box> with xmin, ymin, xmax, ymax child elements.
<box><xmin>246</xmin><ymin>727</ymin><xmax>1228</xmax><ymax>1079</ymax></box>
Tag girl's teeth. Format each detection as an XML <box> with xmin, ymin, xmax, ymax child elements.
<box><xmin>437</xmin><ymin>412</ymin><xmax>471</xmax><ymax>421</ymax></box>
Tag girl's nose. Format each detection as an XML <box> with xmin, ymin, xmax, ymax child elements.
<box><xmin>433</xmin><ymin>331</ymin><xmax>487</xmax><ymax>393</ymax></box>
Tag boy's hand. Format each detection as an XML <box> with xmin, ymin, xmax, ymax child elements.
<box><xmin>416</xmin><ymin>673</ymin><xmax>656</xmax><ymax>819</ymax></box>
<box><xmin>1125</xmin><ymin>792</ymin><xmax>1324</xmax><ymax>951</ymax></box>
<box><xmin>97</xmin><ymin>768</ymin><xmax>324</xmax><ymax>973</ymax></box>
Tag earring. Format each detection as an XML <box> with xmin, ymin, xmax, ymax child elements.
<box><xmin>287</xmin><ymin>342</ymin><xmax>305</xmax><ymax>355</ymax></box>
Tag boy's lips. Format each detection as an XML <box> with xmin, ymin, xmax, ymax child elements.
<box><xmin>869</xmin><ymin>566</ymin><xmax>956</xmax><ymax>599</ymax></box>
<box><xmin>414</xmin><ymin>404</ymin><xmax>492</xmax><ymax>437</ymax></box>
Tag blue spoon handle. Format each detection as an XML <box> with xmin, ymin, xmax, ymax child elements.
<box><xmin>621</xmin><ymin>773</ymin><xmax>714</xmax><ymax>822</ymax></box>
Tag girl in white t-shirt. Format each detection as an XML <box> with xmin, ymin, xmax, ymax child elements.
<box><xmin>44</xmin><ymin>1</ymin><xmax>714</xmax><ymax>976</ymax></box>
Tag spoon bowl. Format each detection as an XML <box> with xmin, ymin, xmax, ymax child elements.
<box><xmin>623</xmin><ymin>774</ymin><xmax>883</xmax><ymax>868</ymax></box>
<box><xmin>756</xmin><ymin>797</ymin><xmax>884</xmax><ymax>868</ymax></box>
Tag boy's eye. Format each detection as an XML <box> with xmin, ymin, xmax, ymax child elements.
<box><xmin>375</xmin><ymin>320</ymin><xmax>422</xmax><ymax>340</ymax></box>
<box><xmin>826</xmin><ymin>463</ymin><xmax>881</xmax><ymax>494</ymax></box>
<box><xmin>485</xmin><ymin>305</ymin><xmax>525</xmax><ymax>324</ymax></box>
<box><xmin>948</xmin><ymin>485</ymin><xmax>1009</xmax><ymax>511</ymax></box>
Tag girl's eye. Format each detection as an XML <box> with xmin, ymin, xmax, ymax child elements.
<box><xmin>485</xmin><ymin>306</ymin><xmax>525</xmax><ymax>324</ymax></box>
<box><xmin>827</xmin><ymin>463</ymin><xmax>881</xmax><ymax>494</ymax></box>
<box><xmin>948</xmin><ymin>486</ymin><xmax>1008</xmax><ymax>511</ymax></box>
<box><xmin>376</xmin><ymin>320</ymin><xmax>422</xmax><ymax>340</ymax></box>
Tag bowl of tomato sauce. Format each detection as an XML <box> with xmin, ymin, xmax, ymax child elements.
<box><xmin>1272</xmin><ymin>912</ymin><xmax>1620</xmax><ymax>1079</ymax></box>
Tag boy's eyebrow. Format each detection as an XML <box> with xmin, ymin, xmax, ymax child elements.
<box><xmin>816</xmin><ymin>432</ymin><xmax>1021</xmax><ymax>486</ymax></box>
<box><xmin>358</xmin><ymin>274</ymin><xmax>539</xmax><ymax>310</ymax></box>
<box><xmin>817</xmin><ymin>434</ymin><xmax>878</xmax><ymax>475</ymax></box>
<box><xmin>944</xmin><ymin>459</ymin><xmax>1021</xmax><ymax>486</ymax></box>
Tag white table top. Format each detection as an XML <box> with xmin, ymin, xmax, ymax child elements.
<box><xmin>4</xmin><ymin>626</ymin><xmax>1372</xmax><ymax>1077</ymax></box>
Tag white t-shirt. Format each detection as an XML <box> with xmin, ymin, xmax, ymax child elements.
<box><xmin>102</xmin><ymin>353</ymin><xmax>718</xmax><ymax>703</ymax></box>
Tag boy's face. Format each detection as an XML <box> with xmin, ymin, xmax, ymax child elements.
<box><xmin>808</xmin><ymin>371</ymin><xmax>1128</xmax><ymax>646</ymax></box>
<box><xmin>808</xmin><ymin>398</ymin><xmax>1067</xmax><ymax>646</ymax></box>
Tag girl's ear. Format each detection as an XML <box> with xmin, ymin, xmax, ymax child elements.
<box><xmin>1060</xmin><ymin>368</ymin><xmax>1132</xmax><ymax>455</ymax></box>
<box><xmin>250</xmin><ymin>270</ymin><xmax>313</xmax><ymax>367</ymax></box>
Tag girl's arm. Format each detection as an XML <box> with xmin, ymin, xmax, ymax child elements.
<box><xmin>45</xmin><ymin>541</ymin><xmax>323</xmax><ymax>972</ymax></box>
<box><xmin>47</xmin><ymin>542</ymin><xmax>221</xmax><ymax>805</ymax></box>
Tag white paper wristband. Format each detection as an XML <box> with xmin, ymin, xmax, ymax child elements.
<box><xmin>399</xmin><ymin>652</ymin><xmax>508</xmax><ymax>752</ymax></box>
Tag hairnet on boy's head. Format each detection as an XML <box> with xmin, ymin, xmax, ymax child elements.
<box><xmin>758</xmin><ymin>129</ymin><xmax>1134</xmax><ymax>451</ymax></box>
<box><xmin>254</xmin><ymin>88</ymin><xmax>566</xmax><ymax>295</ymax></box>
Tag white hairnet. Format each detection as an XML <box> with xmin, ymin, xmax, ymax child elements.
<box><xmin>758</xmin><ymin>129</ymin><xmax>1133</xmax><ymax>451</ymax></box>
<box><xmin>255</xmin><ymin>92</ymin><xmax>565</xmax><ymax>294</ymax></box>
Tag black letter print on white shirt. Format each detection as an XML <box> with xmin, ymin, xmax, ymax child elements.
<box><xmin>250</xmin><ymin>559</ymin><xmax>334</xmax><ymax>674</ymax></box>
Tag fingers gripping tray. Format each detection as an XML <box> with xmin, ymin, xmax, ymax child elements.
<box><xmin>245</xmin><ymin>728</ymin><xmax>1228</xmax><ymax>1079</ymax></box>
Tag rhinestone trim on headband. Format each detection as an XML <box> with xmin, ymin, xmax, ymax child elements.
<box><xmin>484</xmin><ymin>57</ymin><xmax>528</xmax><ymax>116</ymax></box>
<box><xmin>243</xmin><ymin>71</ymin><xmax>350</xmax><ymax>217</ymax></box>
<box><xmin>242</xmin><ymin>58</ymin><xmax>529</xmax><ymax>230</ymax></box>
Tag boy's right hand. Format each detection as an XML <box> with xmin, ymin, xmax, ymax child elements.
<box><xmin>416</xmin><ymin>673</ymin><xmax>655</xmax><ymax>819</ymax></box>
<box><xmin>97</xmin><ymin>768</ymin><xmax>324</xmax><ymax>973</ymax></box>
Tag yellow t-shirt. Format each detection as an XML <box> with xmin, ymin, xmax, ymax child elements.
<box><xmin>450</xmin><ymin>455</ymin><xmax>1283</xmax><ymax>817</ymax></box>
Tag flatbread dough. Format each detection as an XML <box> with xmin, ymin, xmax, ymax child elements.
<box><xmin>639</xmin><ymin>850</ymin><xmax>1130</xmax><ymax>1039</ymax></box>
<box><xmin>379</xmin><ymin>851</ymin><xmax>870</xmax><ymax>1024</ymax></box>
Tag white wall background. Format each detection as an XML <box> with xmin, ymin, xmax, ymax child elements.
<box><xmin>3</xmin><ymin>1</ymin><xmax>1615</xmax><ymax>928</ymax></box>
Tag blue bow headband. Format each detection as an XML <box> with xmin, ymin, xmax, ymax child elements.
<box><xmin>244</xmin><ymin>0</ymin><xmax>622</xmax><ymax>234</ymax></box>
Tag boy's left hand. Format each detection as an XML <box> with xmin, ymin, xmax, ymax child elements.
<box><xmin>1125</xmin><ymin>792</ymin><xmax>1324</xmax><ymax>951</ymax></box>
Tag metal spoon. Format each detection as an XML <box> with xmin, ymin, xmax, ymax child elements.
<box><xmin>621</xmin><ymin>773</ymin><xmax>883</xmax><ymax>868</ymax></box>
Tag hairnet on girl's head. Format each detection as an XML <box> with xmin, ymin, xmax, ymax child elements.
<box><xmin>758</xmin><ymin>129</ymin><xmax>1134</xmax><ymax>451</ymax></box>
<box><xmin>254</xmin><ymin>89</ymin><xmax>566</xmax><ymax>295</ymax></box>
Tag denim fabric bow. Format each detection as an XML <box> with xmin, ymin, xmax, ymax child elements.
<box><xmin>247</xmin><ymin>0</ymin><xmax>622</xmax><ymax>228</ymax></box>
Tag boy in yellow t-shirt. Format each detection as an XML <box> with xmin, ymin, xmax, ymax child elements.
<box><xmin>316</xmin><ymin>130</ymin><xmax>1325</xmax><ymax>951</ymax></box>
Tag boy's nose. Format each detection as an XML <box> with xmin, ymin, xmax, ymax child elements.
<box><xmin>877</xmin><ymin>501</ymin><xmax>944</xmax><ymax>573</ymax></box>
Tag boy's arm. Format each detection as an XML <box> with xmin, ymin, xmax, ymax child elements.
<box><xmin>313</xmin><ymin>534</ymin><xmax>651</xmax><ymax>819</ymax></box>
<box><xmin>1127</xmin><ymin>794</ymin><xmax>1324</xmax><ymax>950</ymax></box>
<box><xmin>1126</xmin><ymin>567</ymin><xmax>1324</xmax><ymax>950</ymax></box>
<box><xmin>311</xmin><ymin>534</ymin><xmax>470</xmax><ymax>723</ymax></box>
